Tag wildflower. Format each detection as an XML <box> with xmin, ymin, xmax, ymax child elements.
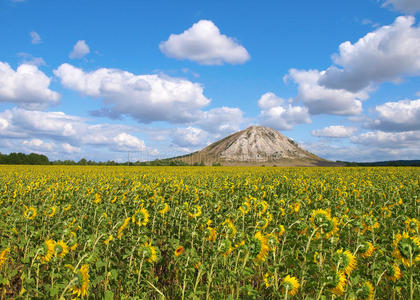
<box><xmin>117</xmin><ymin>217</ymin><xmax>131</xmax><ymax>239</ymax></box>
<box><xmin>175</xmin><ymin>246</ymin><xmax>184</xmax><ymax>257</ymax></box>
<box><xmin>281</xmin><ymin>275</ymin><xmax>300</xmax><ymax>296</ymax></box>
<box><xmin>393</xmin><ymin>232</ymin><xmax>420</xmax><ymax>267</ymax></box>
<box><xmin>332</xmin><ymin>249</ymin><xmax>357</xmax><ymax>275</ymax></box>
<box><xmin>359</xmin><ymin>241</ymin><xmax>375</xmax><ymax>259</ymax></box>
<box><xmin>71</xmin><ymin>264</ymin><xmax>89</xmax><ymax>297</ymax></box>
<box><xmin>24</xmin><ymin>206</ymin><xmax>37</xmax><ymax>220</ymax></box>
<box><xmin>385</xmin><ymin>263</ymin><xmax>402</xmax><ymax>282</ymax></box>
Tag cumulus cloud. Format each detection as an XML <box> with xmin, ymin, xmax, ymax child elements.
<box><xmin>69</xmin><ymin>40</ymin><xmax>90</xmax><ymax>59</ymax></box>
<box><xmin>0</xmin><ymin>107</ymin><xmax>146</xmax><ymax>153</ymax></box>
<box><xmin>319</xmin><ymin>16</ymin><xmax>420</xmax><ymax>92</ymax></box>
<box><xmin>383</xmin><ymin>0</ymin><xmax>420</xmax><ymax>14</ymax></box>
<box><xmin>54</xmin><ymin>63</ymin><xmax>210</xmax><ymax>123</ymax></box>
<box><xmin>258</xmin><ymin>92</ymin><xmax>311</xmax><ymax>130</ymax></box>
<box><xmin>22</xmin><ymin>138</ymin><xmax>55</xmax><ymax>152</ymax></box>
<box><xmin>312</xmin><ymin>125</ymin><xmax>358</xmax><ymax>138</ymax></box>
<box><xmin>171</xmin><ymin>127</ymin><xmax>209</xmax><ymax>148</ymax></box>
<box><xmin>159</xmin><ymin>20</ymin><xmax>250</xmax><ymax>65</ymax></box>
<box><xmin>0</xmin><ymin>61</ymin><xmax>60</xmax><ymax>110</ymax></box>
<box><xmin>62</xmin><ymin>143</ymin><xmax>81</xmax><ymax>154</ymax></box>
<box><xmin>195</xmin><ymin>107</ymin><xmax>243</xmax><ymax>135</ymax></box>
<box><xmin>365</xmin><ymin>99</ymin><xmax>420</xmax><ymax>131</ymax></box>
<box><xmin>285</xmin><ymin>69</ymin><xmax>368</xmax><ymax>115</ymax></box>
<box><xmin>30</xmin><ymin>31</ymin><xmax>41</xmax><ymax>44</ymax></box>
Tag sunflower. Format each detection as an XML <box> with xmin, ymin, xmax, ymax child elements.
<box><xmin>326</xmin><ymin>270</ymin><xmax>346</xmax><ymax>296</ymax></box>
<box><xmin>405</xmin><ymin>218</ymin><xmax>419</xmax><ymax>233</ymax></box>
<box><xmin>359</xmin><ymin>241</ymin><xmax>375</xmax><ymax>259</ymax></box>
<box><xmin>263</xmin><ymin>272</ymin><xmax>274</xmax><ymax>288</ymax></box>
<box><xmin>158</xmin><ymin>203</ymin><xmax>170</xmax><ymax>215</ymax></box>
<box><xmin>355</xmin><ymin>281</ymin><xmax>374</xmax><ymax>300</ymax></box>
<box><xmin>47</xmin><ymin>206</ymin><xmax>56</xmax><ymax>217</ymax></box>
<box><xmin>0</xmin><ymin>248</ymin><xmax>10</xmax><ymax>269</ymax></box>
<box><xmin>67</xmin><ymin>231</ymin><xmax>78</xmax><ymax>251</ymax></box>
<box><xmin>223</xmin><ymin>219</ymin><xmax>237</xmax><ymax>238</ymax></box>
<box><xmin>278</xmin><ymin>224</ymin><xmax>285</xmax><ymax>237</ymax></box>
<box><xmin>255</xmin><ymin>200</ymin><xmax>268</xmax><ymax>216</ymax></box>
<box><xmin>117</xmin><ymin>217</ymin><xmax>131</xmax><ymax>239</ymax></box>
<box><xmin>257</xmin><ymin>217</ymin><xmax>269</xmax><ymax>230</ymax></box>
<box><xmin>24</xmin><ymin>206</ymin><xmax>37</xmax><ymax>220</ymax></box>
<box><xmin>393</xmin><ymin>232</ymin><xmax>420</xmax><ymax>267</ymax></box>
<box><xmin>71</xmin><ymin>264</ymin><xmax>89</xmax><ymax>297</ymax></box>
<box><xmin>54</xmin><ymin>240</ymin><xmax>69</xmax><ymax>258</ymax></box>
<box><xmin>281</xmin><ymin>275</ymin><xmax>300</xmax><ymax>296</ymax></box>
<box><xmin>249</xmin><ymin>231</ymin><xmax>270</xmax><ymax>262</ymax></box>
<box><xmin>239</xmin><ymin>201</ymin><xmax>250</xmax><ymax>214</ymax></box>
<box><xmin>174</xmin><ymin>246</ymin><xmax>184</xmax><ymax>257</ymax></box>
<box><xmin>63</xmin><ymin>204</ymin><xmax>71</xmax><ymax>211</ymax></box>
<box><xmin>310</xmin><ymin>209</ymin><xmax>339</xmax><ymax>239</ymax></box>
<box><xmin>385</xmin><ymin>263</ymin><xmax>402</xmax><ymax>282</ymax></box>
<box><xmin>361</xmin><ymin>215</ymin><xmax>380</xmax><ymax>234</ymax></box>
<box><xmin>41</xmin><ymin>239</ymin><xmax>56</xmax><ymax>263</ymax></box>
<box><xmin>132</xmin><ymin>208</ymin><xmax>149</xmax><ymax>226</ymax></box>
<box><xmin>332</xmin><ymin>249</ymin><xmax>357</xmax><ymax>275</ymax></box>
<box><xmin>141</xmin><ymin>242</ymin><xmax>158</xmax><ymax>263</ymax></box>
<box><xmin>188</xmin><ymin>205</ymin><xmax>202</xmax><ymax>218</ymax></box>
<box><xmin>206</xmin><ymin>227</ymin><xmax>217</xmax><ymax>242</ymax></box>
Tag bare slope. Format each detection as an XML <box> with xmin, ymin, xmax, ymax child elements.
<box><xmin>173</xmin><ymin>126</ymin><xmax>336</xmax><ymax>166</ymax></box>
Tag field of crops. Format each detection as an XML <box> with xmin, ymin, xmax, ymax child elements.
<box><xmin>0</xmin><ymin>166</ymin><xmax>419</xmax><ymax>299</ymax></box>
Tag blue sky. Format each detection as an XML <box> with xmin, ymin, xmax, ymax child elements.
<box><xmin>0</xmin><ymin>0</ymin><xmax>419</xmax><ymax>162</ymax></box>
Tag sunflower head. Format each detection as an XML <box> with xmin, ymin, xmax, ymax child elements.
<box><xmin>332</xmin><ymin>249</ymin><xmax>357</xmax><ymax>275</ymax></box>
<box><xmin>140</xmin><ymin>242</ymin><xmax>158</xmax><ymax>263</ymax></box>
<box><xmin>71</xmin><ymin>264</ymin><xmax>89</xmax><ymax>297</ymax></box>
<box><xmin>248</xmin><ymin>231</ymin><xmax>269</xmax><ymax>262</ymax></box>
<box><xmin>263</xmin><ymin>272</ymin><xmax>274</xmax><ymax>288</ymax></box>
<box><xmin>239</xmin><ymin>201</ymin><xmax>250</xmax><ymax>214</ymax></box>
<box><xmin>405</xmin><ymin>218</ymin><xmax>419</xmax><ymax>233</ymax></box>
<box><xmin>385</xmin><ymin>263</ymin><xmax>402</xmax><ymax>282</ymax></box>
<box><xmin>188</xmin><ymin>205</ymin><xmax>202</xmax><ymax>218</ymax></box>
<box><xmin>219</xmin><ymin>240</ymin><xmax>233</xmax><ymax>257</ymax></box>
<box><xmin>54</xmin><ymin>240</ymin><xmax>69</xmax><ymax>258</ymax></box>
<box><xmin>281</xmin><ymin>275</ymin><xmax>300</xmax><ymax>296</ymax></box>
<box><xmin>206</xmin><ymin>227</ymin><xmax>217</xmax><ymax>242</ymax></box>
<box><xmin>355</xmin><ymin>281</ymin><xmax>374</xmax><ymax>300</ymax></box>
<box><xmin>393</xmin><ymin>232</ymin><xmax>420</xmax><ymax>267</ymax></box>
<box><xmin>41</xmin><ymin>238</ymin><xmax>56</xmax><ymax>263</ymax></box>
<box><xmin>175</xmin><ymin>246</ymin><xmax>184</xmax><ymax>257</ymax></box>
<box><xmin>325</xmin><ymin>270</ymin><xmax>347</xmax><ymax>296</ymax></box>
<box><xmin>359</xmin><ymin>241</ymin><xmax>375</xmax><ymax>259</ymax></box>
<box><xmin>24</xmin><ymin>206</ymin><xmax>37</xmax><ymax>220</ymax></box>
<box><xmin>132</xmin><ymin>207</ymin><xmax>149</xmax><ymax>226</ymax></box>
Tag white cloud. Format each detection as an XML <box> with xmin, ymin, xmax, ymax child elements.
<box><xmin>383</xmin><ymin>0</ymin><xmax>420</xmax><ymax>14</ymax></box>
<box><xmin>0</xmin><ymin>61</ymin><xmax>60</xmax><ymax>110</ymax></box>
<box><xmin>351</xmin><ymin>130</ymin><xmax>420</xmax><ymax>148</ymax></box>
<box><xmin>195</xmin><ymin>107</ymin><xmax>243</xmax><ymax>135</ymax></box>
<box><xmin>17</xmin><ymin>52</ymin><xmax>46</xmax><ymax>67</ymax></box>
<box><xmin>22</xmin><ymin>138</ymin><xmax>55</xmax><ymax>152</ymax></box>
<box><xmin>286</xmin><ymin>69</ymin><xmax>368</xmax><ymax>115</ymax></box>
<box><xmin>312</xmin><ymin>125</ymin><xmax>358</xmax><ymax>138</ymax></box>
<box><xmin>54</xmin><ymin>63</ymin><xmax>210</xmax><ymax>123</ymax></box>
<box><xmin>0</xmin><ymin>107</ymin><xmax>146</xmax><ymax>153</ymax></box>
<box><xmin>258</xmin><ymin>92</ymin><xmax>311</xmax><ymax>130</ymax></box>
<box><xmin>365</xmin><ymin>99</ymin><xmax>420</xmax><ymax>131</ymax></box>
<box><xmin>159</xmin><ymin>20</ymin><xmax>250</xmax><ymax>65</ymax></box>
<box><xmin>171</xmin><ymin>127</ymin><xmax>209</xmax><ymax>148</ymax></box>
<box><xmin>416</xmin><ymin>91</ymin><xmax>420</xmax><ymax>97</ymax></box>
<box><xmin>319</xmin><ymin>16</ymin><xmax>420</xmax><ymax>92</ymax></box>
<box><xmin>69</xmin><ymin>40</ymin><xmax>90</xmax><ymax>59</ymax></box>
<box><xmin>30</xmin><ymin>31</ymin><xmax>41</xmax><ymax>44</ymax></box>
<box><xmin>62</xmin><ymin>143</ymin><xmax>81</xmax><ymax>154</ymax></box>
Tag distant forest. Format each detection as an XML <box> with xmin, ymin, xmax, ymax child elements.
<box><xmin>0</xmin><ymin>152</ymin><xmax>419</xmax><ymax>166</ymax></box>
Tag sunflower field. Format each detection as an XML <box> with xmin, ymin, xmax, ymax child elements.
<box><xmin>0</xmin><ymin>165</ymin><xmax>419</xmax><ymax>299</ymax></box>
